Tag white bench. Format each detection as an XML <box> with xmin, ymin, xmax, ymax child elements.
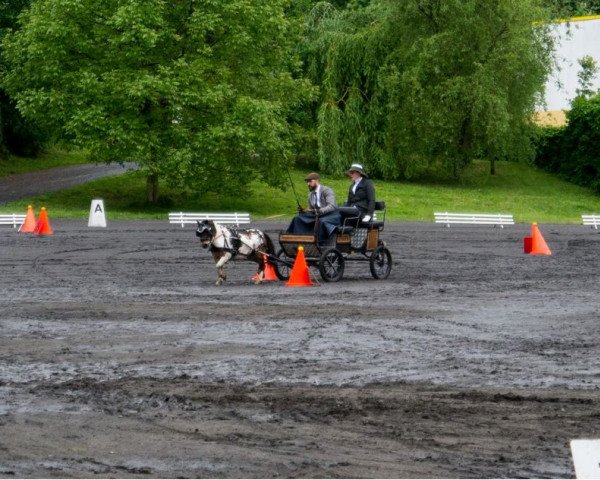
<box><xmin>168</xmin><ymin>212</ymin><xmax>251</xmax><ymax>228</ymax></box>
<box><xmin>434</xmin><ymin>212</ymin><xmax>514</xmax><ymax>228</ymax></box>
<box><xmin>0</xmin><ymin>214</ymin><xmax>26</xmax><ymax>228</ymax></box>
<box><xmin>582</xmin><ymin>214</ymin><xmax>600</xmax><ymax>229</ymax></box>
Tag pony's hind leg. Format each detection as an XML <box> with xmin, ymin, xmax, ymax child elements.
<box><xmin>254</xmin><ymin>265</ymin><xmax>265</xmax><ymax>284</ymax></box>
<box><xmin>253</xmin><ymin>253</ymin><xmax>267</xmax><ymax>285</ymax></box>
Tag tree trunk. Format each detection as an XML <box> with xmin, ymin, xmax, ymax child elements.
<box><xmin>490</xmin><ymin>157</ymin><xmax>496</xmax><ymax>175</ymax></box>
<box><xmin>0</xmin><ymin>104</ymin><xmax>6</xmax><ymax>161</ymax></box>
<box><xmin>146</xmin><ymin>173</ymin><xmax>159</xmax><ymax>203</ymax></box>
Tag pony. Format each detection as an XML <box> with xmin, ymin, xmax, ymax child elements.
<box><xmin>195</xmin><ymin>220</ymin><xmax>276</xmax><ymax>286</ymax></box>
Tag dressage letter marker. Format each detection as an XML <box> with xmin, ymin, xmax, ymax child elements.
<box><xmin>88</xmin><ymin>199</ymin><xmax>107</xmax><ymax>227</ymax></box>
<box><xmin>571</xmin><ymin>439</ymin><xmax>600</xmax><ymax>479</ymax></box>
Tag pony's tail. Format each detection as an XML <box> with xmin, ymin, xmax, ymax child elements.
<box><xmin>264</xmin><ymin>233</ymin><xmax>276</xmax><ymax>255</ymax></box>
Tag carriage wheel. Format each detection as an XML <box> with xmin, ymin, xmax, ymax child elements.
<box><xmin>369</xmin><ymin>245</ymin><xmax>392</xmax><ymax>279</ymax></box>
<box><xmin>273</xmin><ymin>249</ymin><xmax>292</xmax><ymax>281</ymax></box>
<box><xmin>319</xmin><ymin>248</ymin><xmax>345</xmax><ymax>282</ymax></box>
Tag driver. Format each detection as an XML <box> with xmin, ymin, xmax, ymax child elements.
<box><xmin>286</xmin><ymin>172</ymin><xmax>341</xmax><ymax>245</ymax></box>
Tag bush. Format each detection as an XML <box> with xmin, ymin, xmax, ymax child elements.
<box><xmin>534</xmin><ymin>93</ymin><xmax>600</xmax><ymax>191</ymax></box>
<box><xmin>533</xmin><ymin>125</ymin><xmax>565</xmax><ymax>173</ymax></box>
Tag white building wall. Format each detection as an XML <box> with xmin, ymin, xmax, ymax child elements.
<box><xmin>543</xmin><ymin>16</ymin><xmax>600</xmax><ymax>111</ymax></box>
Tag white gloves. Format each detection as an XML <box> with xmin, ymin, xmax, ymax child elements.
<box><xmin>362</xmin><ymin>215</ymin><xmax>371</xmax><ymax>222</ymax></box>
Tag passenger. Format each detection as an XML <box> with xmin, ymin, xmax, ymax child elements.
<box><xmin>344</xmin><ymin>163</ymin><xmax>376</xmax><ymax>224</ymax></box>
<box><xmin>286</xmin><ymin>172</ymin><xmax>341</xmax><ymax>245</ymax></box>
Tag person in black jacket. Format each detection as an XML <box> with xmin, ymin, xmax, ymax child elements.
<box><xmin>344</xmin><ymin>163</ymin><xmax>376</xmax><ymax>223</ymax></box>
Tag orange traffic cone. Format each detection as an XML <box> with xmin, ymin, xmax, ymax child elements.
<box><xmin>19</xmin><ymin>205</ymin><xmax>37</xmax><ymax>233</ymax></box>
<box><xmin>523</xmin><ymin>223</ymin><xmax>551</xmax><ymax>255</ymax></box>
<box><xmin>286</xmin><ymin>246</ymin><xmax>314</xmax><ymax>287</ymax></box>
<box><xmin>252</xmin><ymin>254</ymin><xmax>278</xmax><ymax>282</ymax></box>
<box><xmin>33</xmin><ymin>207</ymin><xmax>53</xmax><ymax>235</ymax></box>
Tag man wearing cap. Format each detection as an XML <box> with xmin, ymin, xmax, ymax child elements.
<box><xmin>286</xmin><ymin>172</ymin><xmax>341</xmax><ymax>245</ymax></box>
<box><xmin>344</xmin><ymin>163</ymin><xmax>376</xmax><ymax>223</ymax></box>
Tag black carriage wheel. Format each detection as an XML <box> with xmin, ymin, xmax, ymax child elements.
<box><xmin>318</xmin><ymin>248</ymin><xmax>345</xmax><ymax>282</ymax></box>
<box><xmin>369</xmin><ymin>245</ymin><xmax>392</xmax><ymax>279</ymax></box>
<box><xmin>273</xmin><ymin>249</ymin><xmax>292</xmax><ymax>281</ymax></box>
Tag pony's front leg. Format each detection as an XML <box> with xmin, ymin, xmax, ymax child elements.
<box><xmin>215</xmin><ymin>252</ymin><xmax>232</xmax><ymax>286</ymax></box>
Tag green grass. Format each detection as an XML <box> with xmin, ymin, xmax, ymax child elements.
<box><xmin>2</xmin><ymin>157</ymin><xmax>600</xmax><ymax>223</ymax></box>
<box><xmin>0</xmin><ymin>147</ymin><xmax>89</xmax><ymax>176</ymax></box>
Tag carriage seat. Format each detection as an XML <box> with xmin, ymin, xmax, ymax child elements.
<box><xmin>365</xmin><ymin>220</ymin><xmax>384</xmax><ymax>229</ymax></box>
<box><xmin>335</xmin><ymin>206</ymin><xmax>360</xmax><ymax>234</ymax></box>
<box><xmin>336</xmin><ymin>202</ymin><xmax>385</xmax><ymax>230</ymax></box>
<box><xmin>335</xmin><ymin>225</ymin><xmax>355</xmax><ymax>234</ymax></box>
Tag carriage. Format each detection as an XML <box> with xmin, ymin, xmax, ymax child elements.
<box><xmin>272</xmin><ymin>201</ymin><xmax>392</xmax><ymax>282</ymax></box>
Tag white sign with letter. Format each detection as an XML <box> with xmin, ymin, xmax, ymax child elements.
<box><xmin>571</xmin><ymin>439</ymin><xmax>600</xmax><ymax>479</ymax></box>
<box><xmin>88</xmin><ymin>199</ymin><xmax>107</xmax><ymax>227</ymax></box>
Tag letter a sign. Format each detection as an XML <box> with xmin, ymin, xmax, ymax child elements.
<box><xmin>571</xmin><ymin>439</ymin><xmax>600</xmax><ymax>479</ymax></box>
<box><xmin>88</xmin><ymin>199</ymin><xmax>107</xmax><ymax>227</ymax></box>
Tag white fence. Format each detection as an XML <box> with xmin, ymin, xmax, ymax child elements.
<box><xmin>582</xmin><ymin>214</ymin><xmax>600</xmax><ymax>229</ymax></box>
<box><xmin>0</xmin><ymin>214</ymin><xmax>26</xmax><ymax>228</ymax></box>
<box><xmin>168</xmin><ymin>212</ymin><xmax>251</xmax><ymax>228</ymax></box>
<box><xmin>434</xmin><ymin>212</ymin><xmax>514</xmax><ymax>228</ymax></box>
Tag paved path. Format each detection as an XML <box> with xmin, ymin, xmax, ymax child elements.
<box><xmin>0</xmin><ymin>162</ymin><xmax>137</xmax><ymax>204</ymax></box>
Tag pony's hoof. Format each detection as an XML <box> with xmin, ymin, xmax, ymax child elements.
<box><xmin>253</xmin><ymin>279</ymin><xmax>262</xmax><ymax>285</ymax></box>
<box><xmin>216</xmin><ymin>279</ymin><xmax>224</xmax><ymax>286</ymax></box>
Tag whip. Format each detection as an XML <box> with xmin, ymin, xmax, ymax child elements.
<box><xmin>286</xmin><ymin>166</ymin><xmax>303</xmax><ymax>210</ymax></box>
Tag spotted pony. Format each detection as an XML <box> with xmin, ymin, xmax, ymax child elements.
<box><xmin>196</xmin><ymin>220</ymin><xmax>276</xmax><ymax>285</ymax></box>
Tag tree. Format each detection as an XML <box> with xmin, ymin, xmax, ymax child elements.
<box><xmin>546</xmin><ymin>0</ymin><xmax>600</xmax><ymax>16</ymax></box>
<box><xmin>0</xmin><ymin>0</ymin><xmax>46</xmax><ymax>158</ymax></box>
<box><xmin>2</xmin><ymin>0</ymin><xmax>313</xmax><ymax>201</ymax></box>
<box><xmin>575</xmin><ymin>55</ymin><xmax>599</xmax><ymax>99</ymax></box>
<box><xmin>308</xmin><ymin>0</ymin><xmax>554</xmax><ymax>179</ymax></box>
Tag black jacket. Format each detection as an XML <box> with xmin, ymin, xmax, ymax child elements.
<box><xmin>345</xmin><ymin>177</ymin><xmax>376</xmax><ymax>217</ymax></box>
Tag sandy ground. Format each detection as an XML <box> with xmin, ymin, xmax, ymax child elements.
<box><xmin>1</xmin><ymin>220</ymin><xmax>599</xmax><ymax>478</ymax></box>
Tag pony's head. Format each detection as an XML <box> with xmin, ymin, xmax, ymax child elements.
<box><xmin>196</xmin><ymin>220</ymin><xmax>216</xmax><ymax>248</ymax></box>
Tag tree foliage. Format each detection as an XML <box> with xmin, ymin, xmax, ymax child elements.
<box><xmin>2</xmin><ymin>0</ymin><xmax>314</xmax><ymax>199</ymax></box>
<box><xmin>535</xmin><ymin>93</ymin><xmax>600</xmax><ymax>190</ymax></box>
<box><xmin>0</xmin><ymin>0</ymin><xmax>46</xmax><ymax>158</ymax></box>
<box><xmin>307</xmin><ymin>0</ymin><xmax>554</xmax><ymax>179</ymax></box>
<box><xmin>546</xmin><ymin>0</ymin><xmax>600</xmax><ymax>16</ymax></box>
<box><xmin>575</xmin><ymin>55</ymin><xmax>599</xmax><ymax>99</ymax></box>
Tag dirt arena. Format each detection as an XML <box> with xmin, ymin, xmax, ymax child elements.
<box><xmin>1</xmin><ymin>220</ymin><xmax>599</xmax><ymax>478</ymax></box>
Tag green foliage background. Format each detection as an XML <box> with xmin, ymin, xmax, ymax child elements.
<box><xmin>1</xmin><ymin>0</ymin><xmax>600</xmax><ymax>209</ymax></box>
<box><xmin>535</xmin><ymin>94</ymin><xmax>600</xmax><ymax>190</ymax></box>
<box><xmin>305</xmin><ymin>0</ymin><xmax>554</xmax><ymax>181</ymax></box>
<box><xmin>2</xmin><ymin>0</ymin><xmax>314</xmax><ymax>196</ymax></box>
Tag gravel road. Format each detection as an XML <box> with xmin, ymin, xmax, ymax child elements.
<box><xmin>0</xmin><ymin>163</ymin><xmax>137</xmax><ymax>204</ymax></box>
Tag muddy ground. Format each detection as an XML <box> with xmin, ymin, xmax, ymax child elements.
<box><xmin>1</xmin><ymin>220</ymin><xmax>599</xmax><ymax>478</ymax></box>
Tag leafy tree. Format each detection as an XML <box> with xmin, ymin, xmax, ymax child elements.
<box><xmin>0</xmin><ymin>0</ymin><xmax>46</xmax><ymax>158</ymax></box>
<box><xmin>575</xmin><ymin>55</ymin><xmax>599</xmax><ymax>99</ymax></box>
<box><xmin>535</xmin><ymin>93</ymin><xmax>600</xmax><ymax>190</ymax></box>
<box><xmin>2</xmin><ymin>0</ymin><xmax>313</xmax><ymax>201</ymax></box>
<box><xmin>309</xmin><ymin>0</ymin><xmax>554</xmax><ymax>179</ymax></box>
<box><xmin>546</xmin><ymin>0</ymin><xmax>600</xmax><ymax>16</ymax></box>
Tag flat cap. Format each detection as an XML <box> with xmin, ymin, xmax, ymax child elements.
<box><xmin>304</xmin><ymin>172</ymin><xmax>320</xmax><ymax>181</ymax></box>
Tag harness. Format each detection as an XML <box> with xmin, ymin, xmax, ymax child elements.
<box><xmin>209</xmin><ymin>227</ymin><xmax>248</xmax><ymax>259</ymax></box>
